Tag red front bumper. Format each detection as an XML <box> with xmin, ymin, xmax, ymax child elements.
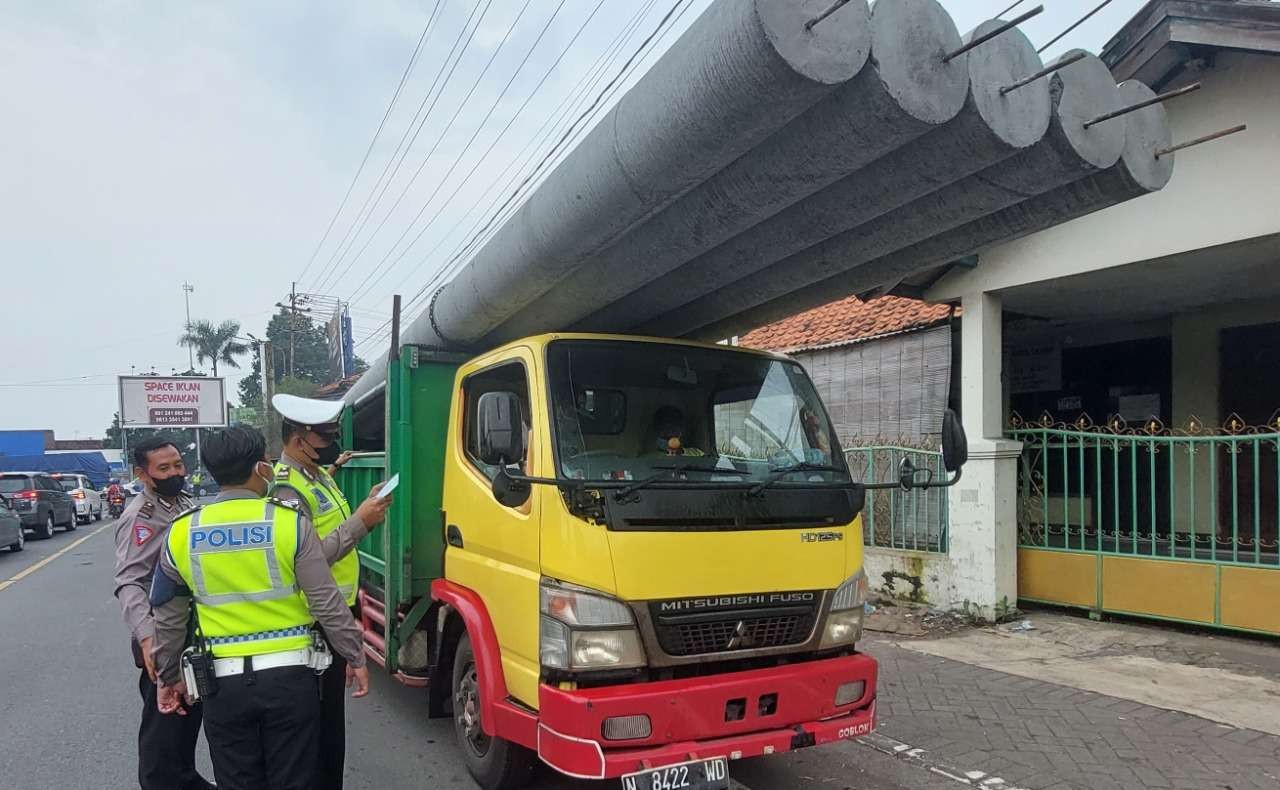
<box><xmin>533</xmin><ymin>653</ymin><xmax>877</xmax><ymax>779</ymax></box>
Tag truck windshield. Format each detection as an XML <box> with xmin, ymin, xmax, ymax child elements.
<box><xmin>546</xmin><ymin>340</ymin><xmax>846</xmax><ymax>486</ymax></box>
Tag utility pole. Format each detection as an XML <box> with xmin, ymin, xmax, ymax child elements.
<box><xmin>182</xmin><ymin>282</ymin><xmax>195</xmax><ymax>371</ymax></box>
<box><xmin>263</xmin><ymin>340</ymin><xmax>279</xmax><ymax>458</ymax></box>
<box><xmin>288</xmin><ymin>281</ymin><xmax>297</xmax><ymax>379</ymax></box>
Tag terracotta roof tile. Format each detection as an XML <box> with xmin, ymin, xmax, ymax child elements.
<box><xmin>740</xmin><ymin>295</ymin><xmax>955</xmax><ymax>352</ymax></box>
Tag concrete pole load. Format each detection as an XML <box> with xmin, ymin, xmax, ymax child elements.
<box><xmin>423</xmin><ymin>0</ymin><xmax>871</xmax><ymax>347</ymax></box>
<box><xmin>693</xmin><ymin>79</ymin><xmax>1173</xmax><ymax>341</ymax></box>
<box><xmin>649</xmin><ymin>49</ymin><xmax>1125</xmax><ymax>339</ymax></box>
<box><xmin>580</xmin><ymin>14</ymin><xmax>1050</xmax><ymax>335</ymax></box>
<box><xmin>489</xmin><ymin>0</ymin><xmax>969</xmax><ymax>343</ymax></box>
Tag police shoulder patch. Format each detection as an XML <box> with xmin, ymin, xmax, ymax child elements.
<box><xmin>173</xmin><ymin>504</ymin><xmax>203</xmax><ymax>521</ymax></box>
<box><xmin>275</xmin><ymin>467</ymin><xmax>292</xmax><ymax>481</ymax></box>
<box><xmin>138</xmin><ymin>500</ymin><xmax>155</xmax><ymax>518</ymax></box>
<box><xmin>267</xmin><ymin>497</ymin><xmax>301</xmax><ymax>513</ymax></box>
<box><xmin>134</xmin><ymin>524</ymin><xmax>155</xmax><ymax>546</ymax></box>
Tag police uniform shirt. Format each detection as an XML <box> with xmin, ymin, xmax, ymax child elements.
<box><xmin>112</xmin><ymin>487</ymin><xmax>193</xmax><ymax>645</ymax></box>
<box><xmin>272</xmin><ymin>452</ymin><xmax>368</xmax><ymax>566</ymax></box>
<box><xmin>150</xmin><ymin>490</ymin><xmax>366</xmax><ymax>686</ymax></box>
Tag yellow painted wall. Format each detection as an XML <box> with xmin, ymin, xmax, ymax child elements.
<box><xmin>1018</xmin><ymin>549</ymin><xmax>1097</xmax><ymax>608</ymax></box>
<box><xmin>1221</xmin><ymin>566</ymin><xmax>1280</xmax><ymax>634</ymax></box>
<box><xmin>1101</xmin><ymin>557</ymin><xmax>1216</xmax><ymax>624</ymax></box>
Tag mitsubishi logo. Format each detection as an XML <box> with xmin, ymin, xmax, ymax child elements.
<box><xmin>725</xmin><ymin>620</ymin><xmax>754</xmax><ymax>650</ymax></box>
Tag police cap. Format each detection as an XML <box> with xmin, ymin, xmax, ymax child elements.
<box><xmin>272</xmin><ymin>394</ymin><xmax>343</xmax><ymax>430</ymax></box>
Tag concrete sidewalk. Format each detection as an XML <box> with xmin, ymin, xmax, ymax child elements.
<box><xmin>854</xmin><ymin>612</ymin><xmax>1280</xmax><ymax>789</ymax></box>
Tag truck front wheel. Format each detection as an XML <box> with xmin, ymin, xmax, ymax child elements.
<box><xmin>451</xmin><ymin>633</ymin><xmax>535</xmax><ymax>790</ymax></box>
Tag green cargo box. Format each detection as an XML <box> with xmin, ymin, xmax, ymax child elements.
<box><xmin>335</xmin><ymin>347</ymin><xmax>464</xmax><ymax>669</ymax></box>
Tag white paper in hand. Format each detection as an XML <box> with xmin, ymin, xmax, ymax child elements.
<box><xmin>375</xmin><ymin>473</ymin><xmax>400</xmax><ymax>500</ymax></box>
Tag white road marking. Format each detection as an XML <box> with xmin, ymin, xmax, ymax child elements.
<box><xmin>0</xmin><ymin>522</ymin><xmax>113</xmax><ymax>593</ymax></box>
<box><xmin>858</xmin><ymin>732</ymin><xmax>1029</xmax><ymax>790</ymax></box>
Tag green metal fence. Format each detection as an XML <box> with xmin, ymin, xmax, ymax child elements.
<box><xmin>1009</xmin><ymin>413</ymin><xmax>1280</xmax><ymax>567</ymax></box>
<box><xmin>845</xmin><ymin>444</ymin><xmax>948</xmax><ymax>553</ymax></box>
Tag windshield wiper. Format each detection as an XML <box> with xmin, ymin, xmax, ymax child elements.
<box><xmin>747</xmin><ymin>462</ymin><xmax>845</xmax><ymax>497</ymax></box>
<box><xmin>614</xmin><ymin>464</ymin><xmax>745</xmax><ymax>500</ymax></box>
<box><xmin>614</xmin><ymin>464</ymin><xmax>699</xmax><ymax>500</ymax></box>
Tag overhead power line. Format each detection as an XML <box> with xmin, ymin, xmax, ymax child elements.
<box><xmin>323</xmin><ymin>0</ymin><xmax>544</xmax><ymax>299</ymax></box>
<box><xmin>397</xmin><ymin>0</ymin><xmax>695</xmax><ymax>314</ymax></box>
<box><xmin>359</xmin><ymin>0</ymin><xmax>661</xmax><ymax>315</ymax></box>
<box><xmin>355</xmin><ymin>0</ymin><xmax>697</xmax><ymax>354</ymax></box>
<box><xmin>351</xmin><ymin>0</ymin><xmax>665</xmax><ymax>352</ymax></box>
<box><xmin>308</xmin><ymin>0</ymin><xmax>494</xmax><ymax>293</ymax></box>
<box><xmin>347</xmin><ymin>0</ymin><xmax>603</xmax><ymax>305</ymax></box>
<box><xmin>295</xmin><ymin>0</ymin><xmax>444</xmax><ymax>285</ymax></box>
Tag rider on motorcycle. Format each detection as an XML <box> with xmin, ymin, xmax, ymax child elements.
<box><xmin>106</xmin><ymin>481</ymin><xmax>126</xmax><ymax>515</ymax></box>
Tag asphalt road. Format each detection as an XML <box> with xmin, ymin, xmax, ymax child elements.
<box><xmin>0</xmin><ymin>513</ymin><xmax>950</xmax><ymax>790</ymax></box>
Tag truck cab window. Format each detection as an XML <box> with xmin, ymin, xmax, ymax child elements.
<box><xmin>546</xmin><ymin>339</ymin><xmax>845</xmax><ymax>485</ymax></box>
<box><xmin>462</xmin><ymin>362</ymin><xmax>531</xmax><ymax>481</ymax></box>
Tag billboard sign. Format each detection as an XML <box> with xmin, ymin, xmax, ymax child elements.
<box><xmin>325</xmin><ymin>305</ymin><xmax>356</xmax><ymax>382</ymax></box>
<box><xmin>118</xmin><ymin>376</ymin><xmax>227</xmax><ymax>428</ymax></box>
<box><xmin>326</xmin><ymin>310</ymin><xmax>344</xmax><ymax>381</ymax></box>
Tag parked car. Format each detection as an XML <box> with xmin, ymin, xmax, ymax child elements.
<box><xmin>0</xmin><ymin>496</ymin><xmax>23</xmax><ymax>552</ymax></box>
<box><xmin>52</xmin><ymin>473</ymin><xmax>104</xmax><ymax>524</ymax></box>
<box><xmin>0</xmin><ymin>472</ymin><xmax>76</xmax><ymax>539</ymax></box>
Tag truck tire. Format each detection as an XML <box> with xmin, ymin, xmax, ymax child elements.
<box><xmin>451</xmin><ymin>633</ymin><xmax>535</xmax><ymax>790</ymax></box>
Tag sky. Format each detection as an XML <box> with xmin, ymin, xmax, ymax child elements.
<box><xmin>1</xmin><ymin>0</ymin><xmax>1148</xmax><ymax>439</ymax></box>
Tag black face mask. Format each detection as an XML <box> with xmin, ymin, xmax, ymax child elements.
<box><xmin>309</xmin><ymin>438</ymin><xmax>342</xmax><ymax>466</ymax></box>
<box><xmin>153</xmin><ymin>474</ymin><xmax>186</xmax><ymax>498</ymax></box>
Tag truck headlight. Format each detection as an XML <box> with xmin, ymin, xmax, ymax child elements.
<box><xmin>540</xmin><ymin>579</ymin><xmax>646</xmax><ymax>671</ymax></box>
<box><xmin>821</xmin><ymin>570</ymin><xmax>868</xmax><ymax>649</ymax></box>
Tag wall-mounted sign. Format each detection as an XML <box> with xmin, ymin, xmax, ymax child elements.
<box><xmin>1118</xmin><ymin>393</ymin><xmax>1161</xmax><ymax>422</ymax></box>
<box><xmin>1057</xmin><ymin>395</ymin><xmax>1082</xmax><ymax>411</ymax></box>
<box><xmin>1009</xmin><ymin>342</ymin><xmax>1062</xmax><ymax>394</ymax></box>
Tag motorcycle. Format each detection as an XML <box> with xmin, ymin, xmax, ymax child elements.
<box><xmin>108</xmin><ymin>494</ymin><xmax>126</xmax><ymax>519</ymax></box>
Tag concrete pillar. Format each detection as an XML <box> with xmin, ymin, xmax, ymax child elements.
<box><xmin>1172</xmin><ymin>312</ymin><xmax>1221</xmax><ymax>535</ymax></box>
<box><xmin>947</xmin><ymin>291</ymin><xmax>1022</xmax><ymax>618</ymax></box>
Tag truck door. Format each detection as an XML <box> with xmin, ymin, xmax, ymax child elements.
<box><xmin>445</xmin><ymin>349</ymin><xmax>543</xmax><ymax>708</ymax></box>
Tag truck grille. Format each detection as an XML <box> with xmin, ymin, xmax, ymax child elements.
<box><xmin>649</xmin><ymin>595</ymin><xmax>819</xmax><ymax>657</ymax></box>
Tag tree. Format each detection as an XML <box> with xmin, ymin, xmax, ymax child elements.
<box><xmin>103</xmin><ymin>412</ymin><xmax>199</xmax><ymax>473</ymax></box>
<box><xmin>178</xmin><ymin>319</ymin><xmax>250</xmax><ymax>376</ymax></box>
<box><xmin>238</xmin><ymin>345</ymin><xmax>265</xmax><ymax>408</ymax></box>
<box><xmin>237</xmin><ymin>307</ymin><xmax>346</xmax><ymax>408</ymax></box>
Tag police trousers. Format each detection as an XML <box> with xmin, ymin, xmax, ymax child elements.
<box><xmin>315</xmin><ymin>618</ymin><xmax>351</xmax><ymax>790</ymax></box>
<box><xmin>137</xmin><ymin>668</ymin><xmax>207</xmax><ymax>790</ymax></box>
<box><xmin>202</xmin><ymin>665</ymin><xmax>321</xmax><ymax>790</ymax></box>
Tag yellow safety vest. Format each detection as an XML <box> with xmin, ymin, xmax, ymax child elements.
<box><xmin>271</xmin><ymin>463</ymin><xmax>358</xmax><ymax>606</ymax></box>
<box><xmin>168</xmin><ymin>498</ymin><xmax>313</xmax><ymax>659</ymax></box>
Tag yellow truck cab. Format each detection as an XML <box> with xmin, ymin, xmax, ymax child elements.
<box><xmin>337</xmin><ymin>333</ymin><xmax>965</xmax><ymax>789</ymax></box>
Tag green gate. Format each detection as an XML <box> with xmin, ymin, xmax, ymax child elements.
<box><xmin>1009</xmin><ymin>412</ymin><xmax>1280</xmax><ymax>636</ymax></box>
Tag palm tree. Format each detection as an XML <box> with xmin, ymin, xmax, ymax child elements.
<box><xmin>178</xmin><ymin>319</ymin><xmax>250</xmax><ymax>376</ymax></box>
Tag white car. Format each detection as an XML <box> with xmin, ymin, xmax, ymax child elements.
<box><xmin>52</xmin><ymin>473</ymin><xmax>104</xmax><ymax>524</ymax></box>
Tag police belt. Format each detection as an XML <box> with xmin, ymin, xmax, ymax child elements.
<box><xmin>212</xmin><ymin>648</ymin><xmax>312</xmax><ymax>678</ymax></box>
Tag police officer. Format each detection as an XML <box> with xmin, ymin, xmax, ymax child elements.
<box><xmin>269</xmin><ymin>393</ymin><xmax>391</xmax><ymax>790</ymax></box>
<box><xmin>112</xmin><ymin>435</ymin><xmax>215</xmax><ymax>790</ymax></box>
<box><xmin>150</xmin><ymin>426</ymin><xmax>370</xmax><ymax>790</ymax></box>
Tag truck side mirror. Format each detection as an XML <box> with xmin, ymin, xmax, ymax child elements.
<box><xmin>491</xmin><ymin>464</ymin><xmax>532</xmax><ymax>509</ymax></box>
<box><xmin>476</xmin><ymin>391</ymin><xmax>525</xmax><ymax>467</ymax></box>
<box><xmin>941</xmin><ymin>408</ymin><xmax>968</xmax><ymax>473</ymax></box>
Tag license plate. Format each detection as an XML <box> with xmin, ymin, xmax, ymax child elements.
<box><xmin>621</xmin><ymin>757</ymin><xmax>729</xmax><ymax>790</ymax></box>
